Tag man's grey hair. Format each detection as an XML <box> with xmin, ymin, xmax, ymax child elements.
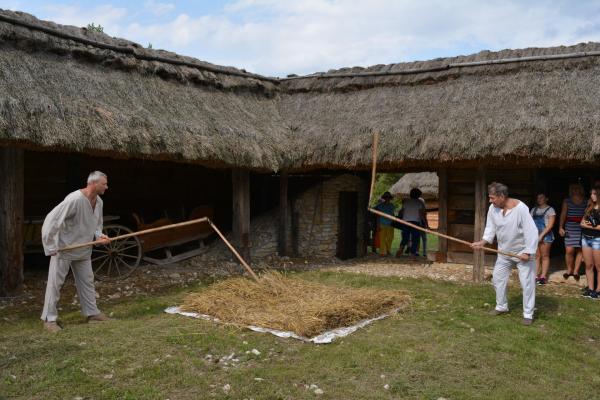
<box><xmin>87</xmin><ymin>171</ymin><xmax>107</xmax><ymax>184</ymax></box>
<box><xmin>488</xmin><ymin>182</ymin><xmax>509</xmax><ymax>197</ymax></box>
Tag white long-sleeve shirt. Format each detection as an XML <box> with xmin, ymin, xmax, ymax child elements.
<box><xmin>41</xmin><ymin>190</ymin><xmax>103</xmax><ymax>260</ymax></box>
<box><xmin>482</xmin><ymin>200</ymin><xmax>538</xmax><ymax>256</ymax></box>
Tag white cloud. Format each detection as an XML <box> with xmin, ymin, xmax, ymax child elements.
<box><xmin>0</xmin><ymin>1</ymin><xmax>23</xmax><ymax>11</ymax></box>
<box><xmin>40</xmin><ymin>4</ymin><xmax>127</xmax><ymax>35</ymax></box>
<box><xmin>119</xmin><ymin>0</ymin><xmax>600</xmax><ymax>76</ymax></box>
<box><xmin>20</xmin><ymin>0</ymin><xmax>600</xmax><ymax>76</ymax></box>
<box><xmin>144</xmin><ymin>0</ymin><xmax>174</xmax><ymax>17</ymax></box>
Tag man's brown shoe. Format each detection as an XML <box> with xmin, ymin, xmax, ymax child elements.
<box><xmin>43</xmin><ymin>321</ymin><xmax>62</xmax><ymax>333</ymax></box>
<box><xmin>521</xmin><ymin>318</ymin><xmax>533</xmax><ymax>326</ymax></box>
<box><xmin>489</xmin><ymin>309</ymin><xmax>509</xmax><ymax>316</ymax></box>
<box><xmin>86</xmin><ymin>313</ymin><xmax>110</xmax><ymax>323</ymax></box>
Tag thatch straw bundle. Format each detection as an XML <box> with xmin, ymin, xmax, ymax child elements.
<box><xmin>180</xmin><ymin>272</ymin><xmax>409</xmax><ymax>337</ymax></box>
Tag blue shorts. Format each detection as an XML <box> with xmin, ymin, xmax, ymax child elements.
<box><xmin>541</xmin><ymin>232</ymin><xmax>554</xmax><ymax>243</ymax></box>
<box><xmin>537</xmin><ymin>230</ymin><xmax>554</xmax><ymax>244</ymax></box>
<box><xmin>582</xmin><ymin>235</ymin><xmax>600</xmax><ymax>250</ymax></box>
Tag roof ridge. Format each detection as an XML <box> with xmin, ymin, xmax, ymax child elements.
<box><xmin>0</xmin><ymin>10</ymin><xmax>279</xmax><ymax>83</ymax></box>
<box><xmin>283</xmin><ymin>49</ymin><xmax>600</xmax><ymax>81</ymax></box>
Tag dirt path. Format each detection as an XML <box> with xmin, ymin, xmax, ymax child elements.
<box><xmin>328</xmin><ymin>254</ymin><xmax>585</xmax><ymax>298</ymax></box>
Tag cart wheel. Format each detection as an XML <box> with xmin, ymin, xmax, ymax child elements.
<box><xmin>92</xmin><ymin>224</ymin><xmax>142</xmax><ymax>281</ymax></box>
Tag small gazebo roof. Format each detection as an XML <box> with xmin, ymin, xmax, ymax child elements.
<box><xmin>389</xmin><ymin>172</ymin><xmax>438</xmax><ymax>199</ymax></box>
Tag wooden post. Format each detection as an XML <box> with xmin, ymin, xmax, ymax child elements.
<box><xmin>290</xmin><ymin>202</ymin><xmax>300</xmax><ymax>257</ymax></box>
<box><xmin>232</xmin><ymin>169</ymin><xmax>251</xmax><ymax>263</ymax></box>
<box><xmin>278</xmin><ymin>171</ymin><xmax>288</xmax><ymax>256</ymax></box>
<box><xmin>473</xmin><ymin>166</ymin><xmax>487</xmax><ymax>282</ymax></box>
<box><xmin>437</xmin><ymin>168</ymin><xmax>448</xmax><ymax>262</ymax></box>
<box><xmin>0</xmin><ymin>147</ymin><xmax>24</xmax><ymax>296</ymax></box>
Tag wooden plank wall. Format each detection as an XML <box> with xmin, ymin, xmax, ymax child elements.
<box><xmin>446</xmin><ymin>168</ymin><xmax>536</xmax><ymax>264</ymax></box>
<box><xmin>23</xmin><ymin>151</ymin><xmax>239</xmax><ymax>231</ymax></box>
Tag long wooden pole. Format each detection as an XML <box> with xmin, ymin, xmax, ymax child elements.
<box><xmin>58</xmin><ymin>216</ymin><xmax>260</xmax><ymax>282</ymax></box>
<box><xmin>369</xmin><ymin>208</ymin><xmax>517</xmax><ymax>258</ymax></box>
<box><xmin>367</xmin><ymin>132</ymin><xmax>518</xmax><ymax>259</ymax></box>
<box><xmin>368</xmin><ymin>131</ymin><xmax>379</xmax><ymax>205</ymax></box>
<box><xmin>207</xmin><ymin>219</ymin><xmax>259</xmax><ymax>281</ymax></box>
<box><xmin>59</xmin><ymin>217</ymin><xmax>210</xmax><ymax>252</ymax></box>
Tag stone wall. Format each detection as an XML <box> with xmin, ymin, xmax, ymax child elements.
<box><xmin>291</xmin><ymin>174</ymin><xmax>368</xmax><ymax>257</ymax></box>
<box><xmin>192</xmin><ymin>173</ymin><xmax>368</xmax><ymax>262</ymax></box>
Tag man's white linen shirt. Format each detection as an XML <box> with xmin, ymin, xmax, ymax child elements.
<box><xmin>482</xmin><ymin>201</ymin><xmax>538</xmax><ymax>256</ymax></box>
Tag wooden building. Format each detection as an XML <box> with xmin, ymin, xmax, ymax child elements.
<box><xmin>0</xmin><ymin>10</ymin><xmax>367</xmax><ymax>295</ymax></box>
<box><xmin>281</xmin><ymin>44</ymin><xmax>600</xmax><ymax>280</ymax></box>
<box><xmin>2</xmin><ymin>9</ymin><xmax>600</xmax><ymax>294</ymax></box>
<box><xmin>0</xmin><ymin>10</ymin><xmax>287</xmax><ymax>295</ymax></box>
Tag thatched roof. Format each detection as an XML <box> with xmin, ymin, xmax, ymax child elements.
<box><xmin>279</xmin><ymin>42</ymin><xmax>600</xmax><ymax>170</ymax></box>
<box><xmin>2</xmin><ymin>9</ymin><xmax>600</xmax><ymax>171</ymax></box>
<box><xmin>0</xmin><ymin>9</ymin><xmax>287</xmax><ymax>171</ymax></box>
<box><xmin>389</xmin><ymin>172</ymin><xmax>438</xmax><ymax>199</ymax></box>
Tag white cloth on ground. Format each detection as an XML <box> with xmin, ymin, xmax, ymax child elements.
<box><xmin>41</xmin><ymin>257</ymin><xmax>100</xmax><ymax>321</ymax></box>
<box><xmin>492</xmin><ymin>256</ymin><xmax>536</xmax><ymax>319</ymax></box>
<box><xmin>41</xmin><ymin>190</ymin><xmax>103</xmax><ymax>260</ymax></box>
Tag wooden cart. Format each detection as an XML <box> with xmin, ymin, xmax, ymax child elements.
<box><xmin>24</xmin><ymin>206</ymin><xmax>214</xmax><ymax>281</ymax></box>
<box><xmin>91</xmin><ymin>206</ymin><xmax>214</xmax><ymax>280</ymax></box>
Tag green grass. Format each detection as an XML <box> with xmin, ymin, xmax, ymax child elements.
<box><xmin>2</xmin><ymin>272</ymin><xmax>600</xmax><ymax>399</ymax></box>
<box><xmin>391</xmin><ymin>232</ymin><xmax>439</xmax><ymax>254</ymax></box>
<box><xmin>370</xmin><ymin>232</ymin><xmax>438</xmax><ymax>255</ymax></box>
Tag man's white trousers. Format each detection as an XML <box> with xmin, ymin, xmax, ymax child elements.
<box><xmin>41</xmin><ymin>256</ymin><xmax>100</xmax><ymax>322</ymax></box>
<box><xmin>492</xmin><ymin>255</ymin><xmax>536</xmax><ymax>319</ymax></box>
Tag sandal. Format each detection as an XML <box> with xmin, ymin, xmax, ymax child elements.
<box><xmin>573</xmin><ymin>274</ymin><xmax>580</xmax><ymax>282</ymax></box>
<box><xmin>563</xmin><ymin>272</ymin><xmax>570</xmax><ymax>280</ymax></box>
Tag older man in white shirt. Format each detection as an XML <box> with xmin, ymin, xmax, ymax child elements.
<box><xmin>472</xmin><ymin>182</ymin><xmax>539</xmax><ymax>326</ymax></box>
<box><xmin>41</xmin><ymin>171</ymin><xmax>111</xmax><ymax>332</ymax></box>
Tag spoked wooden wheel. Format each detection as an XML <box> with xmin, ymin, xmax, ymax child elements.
<box><xmin>91</xmin><ymin>224</ymin><xmax>142</xmax><ymax>281</ymax></box>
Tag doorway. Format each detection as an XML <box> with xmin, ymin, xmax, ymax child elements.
<box><xmin>337</xmin><ymin>191</ymin><xmax>358</xmax><ymax>259</ymax></box>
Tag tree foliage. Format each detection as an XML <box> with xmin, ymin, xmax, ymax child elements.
<box><xmin>86</xmin><ymin>23</ymin><xmax>104</xmax><ymax>33</ymax></box>
<box><xmin>370</xmin><ymin>173</ymin><xmax>403</xmax><ymax>207</ymax></box>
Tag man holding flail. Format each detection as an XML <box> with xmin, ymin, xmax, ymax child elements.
<box><xmin>471</xmin><ymin>182</ymin><xmax>539</xmax><ymax>326</ymax></box>
<box><xmin>40</xmin><ymin>171</ymin><xmax>111</xmax><ymax>332</ymax></box>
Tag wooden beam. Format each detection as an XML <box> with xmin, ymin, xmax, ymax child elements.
<box><xmin>473</xmin><ymin>166</ymin><xmax>487</xmax><ymax>282</ymax></box>
<box><xmin>0</xmin><ymin>147</ymin><xmax>24</xmax><ymax>296</ymax></box>
<box><xmin>278</xmin><ymin>171</ymin><xmax>288</xmax><ymax>256</ymax></box>
<box><xmin>232</xmin><ymin>169</ymin><xmax>251</xmax><ymax>263</ymax></box>
<box><xmin>437</xmin><ymin>168</ymin><xmax>448</xmax><ymax>262</ymax></box>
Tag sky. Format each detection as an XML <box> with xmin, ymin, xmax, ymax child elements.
<box><xmin>1</xmin><ymin>0</ymin><xmax>600</xmax><ymax>77</ymax></box>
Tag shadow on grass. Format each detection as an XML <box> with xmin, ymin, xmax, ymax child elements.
<box><xmin>506</xmin><ymin>293</ymin><xmax>560</xmax><ymax>318</ymax></box>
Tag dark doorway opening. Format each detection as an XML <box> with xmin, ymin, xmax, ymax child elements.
<box><xmin>337</xmin><ymin>191</ymin><xmax>358</xmax><ymax>259</ymax></box>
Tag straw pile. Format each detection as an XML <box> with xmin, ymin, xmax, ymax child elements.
<box><xmin>180</xmin><ymin>271</ymin><xmax>410</xmax><ymax>337</ymax></box>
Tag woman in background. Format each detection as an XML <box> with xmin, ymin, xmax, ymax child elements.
<box><xmin>581</xmin><ymin>187</ymin><xmax>600</xmax><ymax>298</ymax></box>
<box><xmin>559</xmin><ymin>184</ymin><xmax>586</xmax><ymax>281</ymax></box>
<box><xmin>530</xmin><ymin>193</ymin><xmax>556</xmax><ymax>285</ymax></box>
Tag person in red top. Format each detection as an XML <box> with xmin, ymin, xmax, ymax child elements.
<box><xmin>559</xmin><ymin>184</ymin><xmax>586</xmax><ymax>281</ymax></box>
